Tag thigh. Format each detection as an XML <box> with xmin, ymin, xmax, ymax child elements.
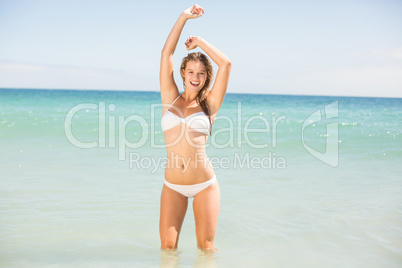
<box><xmin>159</xmin><ymin>184</ymin><xmax>188</xmax><ymax>249</ymax></box>
<box><xmin>193</xmin><ymin>181</ymin><xmax>220</xmax><ymax>249</ymax></box>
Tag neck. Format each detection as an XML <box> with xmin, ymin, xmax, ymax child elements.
<box><xmin>181</xmin><ymin>90</ymin><xmax>198</xmax><ymax>103</ymax></box>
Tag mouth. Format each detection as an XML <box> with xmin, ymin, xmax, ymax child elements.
<box><xmin>190</xmin><ymin>81</ymin><xmax>200</xmax><ymax>86</ymax></box>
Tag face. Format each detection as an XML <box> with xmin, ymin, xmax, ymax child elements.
<box><xmin>181</xmin><ymin>60</ymin><xmax>207</xmax><ymax>93</ymax></box>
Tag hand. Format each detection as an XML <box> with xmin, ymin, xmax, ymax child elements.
<box><xmin>184</xmin><ymin>36</ymin><xmax>201</xmax><ymax>51</ymax></box>
<box><xmin>182</xmin><ymin>4</ymin><xmax>204</xmax><ymax>19</ymax></box>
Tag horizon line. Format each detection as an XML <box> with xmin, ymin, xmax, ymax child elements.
<box><xmin>0</xmin><ymin>87</ymin><xmax>401</xmax><ymax>100</ymax></box>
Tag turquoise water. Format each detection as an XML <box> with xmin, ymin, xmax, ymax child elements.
<box><xmin>1</xmin><ymin>88</ymin><xmax>401</xmax><ymax>267</ymax></box>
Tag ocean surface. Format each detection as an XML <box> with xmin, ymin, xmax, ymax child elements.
<box><xmin>1</xmin><ymin>88</ymin><xmax>401</xmax><ymax>267</ymax></box>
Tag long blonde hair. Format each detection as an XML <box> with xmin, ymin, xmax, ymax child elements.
<box><xmin>180</xmin><ymin>52</ymin><xmax>214</xmax><ymax>134</ymax></box>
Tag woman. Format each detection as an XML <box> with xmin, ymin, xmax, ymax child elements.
<box><xmin>159</xmin><ymin>4</ymin><xmax>231</xmax><ymax>250</ymax></box>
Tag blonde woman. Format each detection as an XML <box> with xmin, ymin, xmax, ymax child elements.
<box><xmin>159</xmin><ymin>4</ymin><xmax>231</xmax><ymax>250</ymax></box>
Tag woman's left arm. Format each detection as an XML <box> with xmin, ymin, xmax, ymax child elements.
<box><xmin>185</xmin><ymin>36</ymin><xmax>231</xmax><ymax>114</ymax></box>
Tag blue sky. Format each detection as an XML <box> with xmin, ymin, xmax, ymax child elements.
<box><xmin>0</xmin><ymin>0</ymin><xmax>401</xmax><ymax>97</ymax></box>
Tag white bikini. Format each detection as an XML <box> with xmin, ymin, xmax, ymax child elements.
<box><xmin>161</xmin><ymin>93</ymin><xmax>216</xmax><ymax>198</ymax></box>
<box><xmin>161</xmin><ymin>93</ymin><xmax>211</xmax><ymax>135</ymax></box>
<box><xmin>163</xmin><ymin>175</ymin><xmax>217</xmax><ymax>198</ymax></box>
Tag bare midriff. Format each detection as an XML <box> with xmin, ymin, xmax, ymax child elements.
<box><xmin>164</xmin><ymin>123</ymin><xmax>214</xmax><ymax>185</ymax></box>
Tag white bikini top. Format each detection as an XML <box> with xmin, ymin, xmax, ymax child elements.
<box><xmin>161</xmin><ymin>93</ymin><xmax>211</xmax><ymax>135</ymax></box>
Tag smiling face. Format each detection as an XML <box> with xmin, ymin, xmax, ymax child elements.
<box><xmin>181</xmin><ymin>60</ymin><xmax>207</xmax><ymax>93</ymax></box>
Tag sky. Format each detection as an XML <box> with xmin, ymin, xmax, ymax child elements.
<box><xmin>0</xmin><ymin>0</ymin><xmax>401</xmax><ymax>98</ymax></box>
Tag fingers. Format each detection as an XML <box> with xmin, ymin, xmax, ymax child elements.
<box><xmin>185</xmin><ymin>36</ymin><xmax>197</xmax><ymax>50</ymax></box>
<box><xmin>190</xmin><ymin>4</ymin><xmax>204</xmax><ymax>16</ymax></box>
<box><xmin>184</xmin><ymin>36</ymin><xmax>193</xmax><ymax>49</ymax></box>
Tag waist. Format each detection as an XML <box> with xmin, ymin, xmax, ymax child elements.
<box><xmin>165</xmin><ymin>152</ymin><xmax>211</xmax><ymax>170</ymax></box>
<box><xmin>164</xmin><ymin>152</ymin><xmax>214</xmax><ymax>184</ymax></box>
<box><xmin>164</xmin><ymin>169</ymin><xmax>215</xmax><ymax>185</ymax></box>
<box><xmin>164</xmin><ymin>174</ymin><xmax>216</xmax><ymax>187</ymax></box>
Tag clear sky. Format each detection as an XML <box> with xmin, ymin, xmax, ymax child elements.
<box><xmin>0</xmin><ymin>0</ymin><xmax>401</xmax><ymax>97</ymax></box>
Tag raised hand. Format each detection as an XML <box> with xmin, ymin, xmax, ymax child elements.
<box><xmin>185</xmin><ymin>36</ymin><xmax>201</xmax><ymax>50</ymax></box>
<box><xmin>182</xmin><ymin>4</ymin><xmax>204</xmax><ymax>19</ymax></box>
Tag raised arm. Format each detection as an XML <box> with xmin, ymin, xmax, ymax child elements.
<box><xmin>185</xmin><ymin>36</ymin><xmax>231</xmax><ymax>115</ymax></box>
<box><xmin>160</xmin><ymin>5</ymin><xmax>204</xmax><ymax>104</ymax></box>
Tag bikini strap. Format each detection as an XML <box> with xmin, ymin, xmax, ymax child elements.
<box><xmin>168</xmin><ymin>93</ymin><xmax>182</xmax><ymax>110</ymax></box>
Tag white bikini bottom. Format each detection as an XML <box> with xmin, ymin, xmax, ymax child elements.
<box><xmin>163</xmin><ymin>175</ymin><xmax>217</xmax><ymax>198</ymax></box>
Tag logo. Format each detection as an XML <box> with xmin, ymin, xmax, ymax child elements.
<box><xmin>302</xmin><ymin>101</ymin><xmax>339</xmax><ymax>167</ymax></box>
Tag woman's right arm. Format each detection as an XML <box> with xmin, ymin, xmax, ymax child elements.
<box><xmin>160</xmin><ymin>5</ymin><xmax>204</xmax><ymax>103</ymax></box>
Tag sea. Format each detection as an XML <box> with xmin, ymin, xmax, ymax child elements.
<box><xmin>1</xmin><ymin>88</ymin><xmax>401</xmax><ymax>267</ymax></box>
